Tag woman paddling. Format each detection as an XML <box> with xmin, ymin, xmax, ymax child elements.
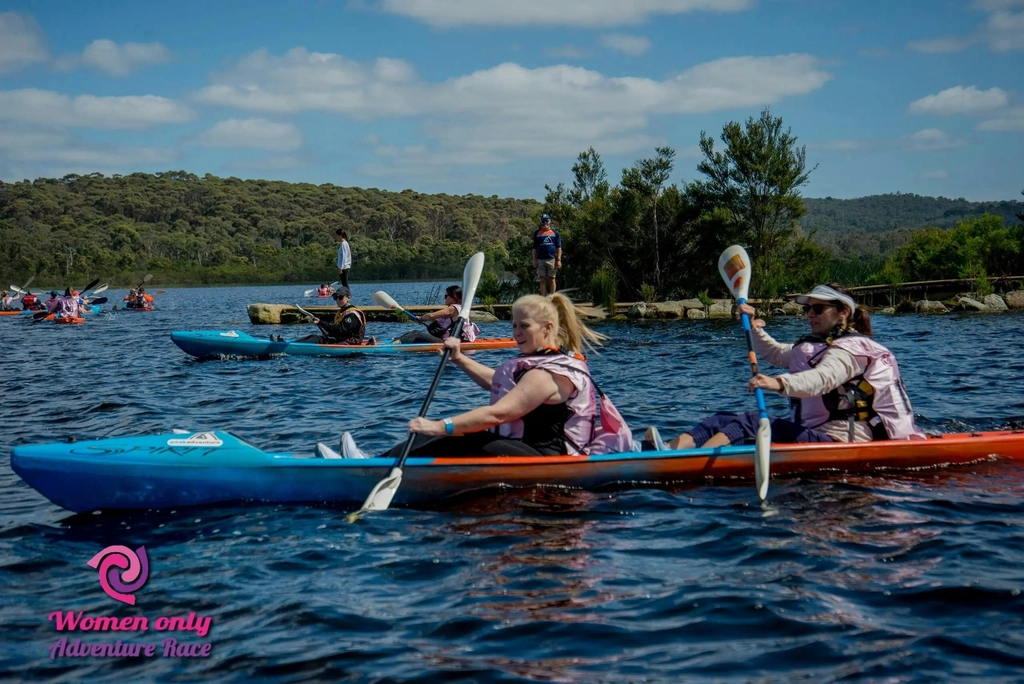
<box><xmin>381</xmin><ymin>293</ymin><xmax>631</xmax><ymax>458</ymax></box>
<box><xmin>395</xmin><ymin>285</ymin><xmax>481</xmax><ymax>345</ymax></box>
<box><xmin>652</xmin><ymin>284</ymin><xmax>924</xmax><ymax>451</ymax></box>
<box><xmin>53</xmin><ymin>287</ymin><xmax>82</xmax><ymax>321</ymax></box>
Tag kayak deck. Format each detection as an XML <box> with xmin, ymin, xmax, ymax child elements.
<box><xmin>11</xmin><ymin>429</ymin><xmax>1024</xmax><ymax>513</ymax></box>
<box><xmin>171</xmin><ymin>329</ymin><xmax>517</xmax><ymax>358</ymax></box>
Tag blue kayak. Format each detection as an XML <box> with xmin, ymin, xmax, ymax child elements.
<box><xmin>171</xmin><ymin>329</ymin><xmax>517</xmax><ymax>359</ymax></box>
<box><xmin>11</xmin><ymin>430</ymin><xmax>1024</xmax><ymax>513</ymax></box>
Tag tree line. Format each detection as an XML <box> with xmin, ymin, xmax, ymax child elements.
<box><xmin>1</xmin><ymin>113</ymin><xmax>1021</xmax><ymax>300</ymax></box>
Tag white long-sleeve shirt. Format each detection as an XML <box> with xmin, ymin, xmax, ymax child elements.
<box><xmin>337</xmin><ymin>239</ymin><xmax>351</xmax><ymax>270</ymax></box>
<box><xmin>752</xmin><ymin>326</ymin><xmax>872</xmax><ymax>442</ymax></box>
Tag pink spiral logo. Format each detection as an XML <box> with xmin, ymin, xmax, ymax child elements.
<box><xmin>87</xmin><ymin>545</ymin><xmax>149</xmax><ymax>605</ymax></box>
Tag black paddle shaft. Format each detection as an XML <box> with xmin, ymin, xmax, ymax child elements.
<box><xmin>393</xmin><ymin>318</ymin><xmax>466</xmax><ymax>470</ymax></box>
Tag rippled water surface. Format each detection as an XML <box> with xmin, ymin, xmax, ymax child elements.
<box><xmin>3</xmin><ymin>283</ymin><xmax>1024</xmax><ymax>682</ymax></box>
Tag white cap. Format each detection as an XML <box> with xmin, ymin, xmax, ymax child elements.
<box><xmin>794</xmin><ymin>285</ymin><xmax>856</xmax><ymax>312</ymax></box>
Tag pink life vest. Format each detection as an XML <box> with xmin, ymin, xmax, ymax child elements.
<box><xmin>489</xmin><ymin>351</ymin><xmax>633</xmax><ymax>454</ymax></box>
<box><xmin>788</xmin><ymin>333</ymin><xmax>925</xmax><ymax>440</ymax></box>
<box><xmin>55</xmin><ymin>295</ymin><xmax>80</xmax><ymax>319</ymax></box>
<box><xmin>437</xmin><ymin>303</ymin><xmax>480</xmax><ymax>342</ymax></box>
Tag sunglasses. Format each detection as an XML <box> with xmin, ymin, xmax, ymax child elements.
<box><xmin>802</xmin><ymin>303</ymin><xmax>836</xmax><ymax>315</ymax></box>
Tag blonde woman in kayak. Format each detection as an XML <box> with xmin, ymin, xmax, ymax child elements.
<box><xmin>655</xmin><ymin>284</ymin><xmax>925</xmax><ymax>451</ymax></box>
<box><xmin>386</xmin><ymin>293</ymin><xmax>625</xmax><ymax>457</ymax></box>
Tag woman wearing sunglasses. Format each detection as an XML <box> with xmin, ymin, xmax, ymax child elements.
<box><xmin>654</xmin><ymin>283</ymin><xmax>924</xmax><ymax>451</ymax></box>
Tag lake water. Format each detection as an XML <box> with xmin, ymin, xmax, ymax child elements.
<box><xmin>3</xmin><ymin>283</ymin><xmax>1024</xmax><ymax>682</ymax></box>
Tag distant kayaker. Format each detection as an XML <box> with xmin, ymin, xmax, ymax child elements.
<box><xmin>54</xmin><ymin>287</ymin><xmax>82</xmax><ymax>320</ymax></box>
<box><xmin>135</xmin><ymin>286</ymin><xmax>154</xmax><ymax>309</ymax></box>
<box><xmin>45</xmin><ymin>291</ymin><xmax>60</xmax><ymax>313</ymax></box>
<box><xmin>395</xmin><ymin>285</ymin><xmax>481</xmax><ymax>344</ymax></box>
<box><xmin>0</xmin><ymin>290</ymin><xmax>15</xmax><ymax>310</ymax></box>
<box><xmin>317</xmin><ymin>283</ymin><xmax>334</xmax><ymax>297</ymax></box>
<box><xmin>300</xmin><ymin>286</ymin><xmax>376</xmax><ymax>346</ymax></box>
<box><xmin>388</xmin><ymin>293</ymin><xmax>632</xmax><ymax>457</ymax></box>
<box><xmin>650</xmin><ymin>284</ymin><xmax>925</xmax><ymax>451</ymax></box>
<box><xmin>20</xmin><ymin>290</ymin><xmax>42</xmax><ymax>310</ymax></box>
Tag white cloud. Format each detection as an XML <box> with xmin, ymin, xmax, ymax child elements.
<box><xmin>922</xmin><ymin>170</ymin><xmax>949</xmax><ymax>179</ymax></box>
<box><xmin>908</xmin><ymin>85</ymin><xmax>1008</xmax><ymax>116</ymax></box>
<box><xmin>80</xmin><ymin>39</ymin><xmax>173</xmax><ymax>77</ymax></box>
<box><xmin>907</xmin><ymin>1</ymin><xmax>1024</xmax><ymax>53</ymax></box>
<box><xmin>370</xmin><ymin>0</ymin><xmax>755</xmax><ymax>27</ymax></box>
<box><xmin>903</xmin><ymin>128</ymin><xmax>970</xmax><ymax>151</ymax></box>
<box><xmin>0</xmin><ymin>89</ymin><xmax>195</xmax><ymax>130</ymax></box>
<box><xmin>982</xmin><ymin>9</ymin><xmax>1024</xmax><ymax>51</ymax></box>
<box><xmin>189</xmin><ymin>118</ymin><xmax>304</xmax><ymax>151</ymax></box>
<box><xmin>906</xmin><ymin>36</ymin><xmax>974</xmax><ymax>53</ymax></box>
<box><xmin>977</xmin><ymin>106</ymin><xmax>1024</xmax><ymax>130</ymax></box>
<box><xmin>195</xmin><ymin>48</ymin><xmax>831</xmax><ymax>167</ymax></box>
<box><xmin>0</xmin><ymin>12</ymin><xmax>48</xmax><ymax>74</ymax></box>
<box><xmin>0</xmin><ymin>123</ymin><xmax>177</xmax><ymax>179</ymax></box>
<box><xmin>600</xmin><ymin>33</ymin><xmax>652</xmax><ymax>56</ymax></box>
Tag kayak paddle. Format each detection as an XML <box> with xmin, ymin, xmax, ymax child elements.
<box><xmin>718</xmin><ymin>245</ymin><xmax>771</xmax><ymax>501</ymax></box>
<box><xmin>371</xmin><ymin>291</ymin><xmax>427</xmax><ymax>326</ymax></box>
<box><xmin>349</xmin><ymin>251</ymin><xmax>486</xmax><ymax>521</ymax></box>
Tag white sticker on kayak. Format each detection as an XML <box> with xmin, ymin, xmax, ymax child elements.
<box><xmin>167</xmin><ymin>432</ymin><xmax>224</xmax><ymax>447</ymax></box>
<box><xmin>220</xmin><ymin>330</ymin><xmax>239</xmax><ymax>337</ymax></box>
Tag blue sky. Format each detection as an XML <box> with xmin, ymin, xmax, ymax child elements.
<box><xmin>0</xmin><ymin>0</ymin><xmax>1021</xmax><ymax>200</ymax></box>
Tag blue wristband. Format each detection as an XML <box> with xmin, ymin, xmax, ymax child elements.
<box><xmin>444</xmin><ymin>418</ymin><xmax>454</xmax><ymax>435</ymax></box>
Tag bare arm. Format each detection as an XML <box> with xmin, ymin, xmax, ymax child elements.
<box><xmin>409</xmin><ymin>368</ymin><xmax>570</xmax><ymax>435</ymax></box>
<box><xmin>419</xmin><ymin>304</ymin><xmax>458</xmax><ymax>322</ymax></box>
<box><xmin>446</xmin><ymin>338</ymin><xmax>494</xmax><ymax>389</ymax></box>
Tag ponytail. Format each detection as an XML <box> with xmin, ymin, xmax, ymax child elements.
<box><xmin>512</xmin><ymin>293</ymin><xmax>608</xmax><ymax>355</ymax></box>
<box><xmin>827</xmin><ymin>282</ymin><xmax>873</xmax><ymax>337</ymax></box>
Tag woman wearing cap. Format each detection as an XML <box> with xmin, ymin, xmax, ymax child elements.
<box><xmin>299</xmin><ymin>286</ymin><xmax>375</xmax><ymax>345</ymax></box>
<box><xmin>395</xmin><ymin>285</ymin><xmax>481</xmax><ymax>345</ymax></box>
<box><xmin>659</xmin><ymin>283</ymin><xmax>924</xmax><ymax>450</ymax></box>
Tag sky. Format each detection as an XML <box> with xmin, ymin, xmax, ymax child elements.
<box><xmin>0</xmin><ymin>0</ymin><xmax>1021</xmax><ymax>201</ymax></box>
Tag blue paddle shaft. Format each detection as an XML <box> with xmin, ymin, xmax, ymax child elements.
<box><xmin>737</xmin><ymin>298</ymin><xmax>770</xmax><ymax>419</ymax></box>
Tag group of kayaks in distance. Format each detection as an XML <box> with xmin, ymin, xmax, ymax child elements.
<box><xmin>0</xmin><ymin>275</ymin><xmax>162</xmax><ymax>324</ymax></box>
<box><xmin>9</xmin><ymin>248</ymin><xmax>1024</xmax><ymax>515</ymax></box>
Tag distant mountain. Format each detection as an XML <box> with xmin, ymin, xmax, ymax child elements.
<box><xmin>800</xmin><ymin>193</ymin><xmax>1023</xmax><ymax>234</ymax></box>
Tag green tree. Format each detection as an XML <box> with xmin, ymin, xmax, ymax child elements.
<box><xmin>693</xmin><ymin>107</ymin><xmax>815</xmax><ymax>296</ymax></box>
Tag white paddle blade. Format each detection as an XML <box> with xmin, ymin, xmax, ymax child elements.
<box><xmin>458</xmin><ymin>252</ymin><xmax>486</xmax><ymax>321</ymax></box>
<box><xmin>718</xmin><ymin>245</ymin><xmax>751</xmax><ymax>302</ymax></box>
<box><xmin>92</xmin><ymin>284</ymin><xmax>109</xmax><ymax>295</ymax></box>
<box><xmin>352</xmin><ymin>467</ymin><xmax>404</xmax><ymax>518</ymax></box>
<box><xmin>372</xmin><ymin>290</ymin><xmax>400</xmax><ymax>309</ymax></box>
<box><xmin>755</xmin><ymin>416</ymin><xmax>771</xmax><ymax>500</ymax></box>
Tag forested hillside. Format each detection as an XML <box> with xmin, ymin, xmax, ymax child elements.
<box><xmin>0</xmin><ymin>171</ymin><xmax>541</xmax><ymax>286</ymax></box>
<box><xmin>0</xmin><ymin>168</ymin><xmax>1020</xmax><ymax>292</ymax></box>
<box><xmin>802</xmin><ymin>194</ymin><xmax>1022</xmax><ymax>233</ymax></box>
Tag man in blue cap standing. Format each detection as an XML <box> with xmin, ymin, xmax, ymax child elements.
<box><xmin>532</xmin><ymin>213</ymin><xmax>562</xmax><ymax>295</ymax></box>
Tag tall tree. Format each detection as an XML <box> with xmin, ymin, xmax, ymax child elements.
<box><xmin>1018</xmin><ymin>189</ymin><xmax>1023</xmax><ymax>222</ymax></box>
<box><xmin>694</xmin><ymin>108</ymin><xmax>815</xmax><ymax>295</ymax></box>
<box><xmin>621</xmin><ymin>146</ymin><xmax>675</xmax><ymax>288</ymax></box>
<box><xmin>570</xmin><ymin>147</ymin><xmax>609</xmax><ymax>207</ymax></box>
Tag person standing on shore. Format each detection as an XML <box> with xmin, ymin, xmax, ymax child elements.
<box><xmin>335</xmin><ymin>229</ymin><xmax>352</xmax><ymax>287</ymax></box>
<box><xmin>532</xmin><ymin>214</ymin><xmax>562</xmax><ymax>295</ymax></box>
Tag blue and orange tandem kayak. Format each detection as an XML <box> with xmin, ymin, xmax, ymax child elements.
<box><xmin>11</xmin><ymin>429</ymin><xmax>1024</xmax><ymax>513</ymax></box>
<box><xmin>170</xmin><ymin>330</ymin><xmax>517</xmax><ymax>359</ymax></box>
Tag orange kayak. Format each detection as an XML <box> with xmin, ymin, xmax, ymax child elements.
<box><xmin>54</xmin><ymin>316</ymin><xmax>85</xmax><ymax>324</ymax></box>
